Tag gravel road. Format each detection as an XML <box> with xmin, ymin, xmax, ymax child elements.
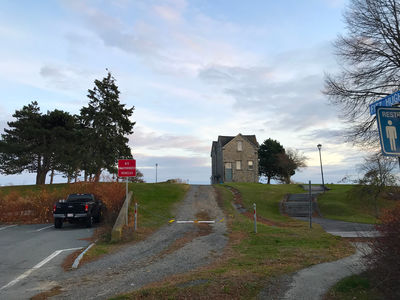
<box><xmin>51</xmin><ymin>185</ymin><xmax>227</xmax><ymax>299</ymax></box>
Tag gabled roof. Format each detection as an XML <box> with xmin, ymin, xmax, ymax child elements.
<box><xmin>211</xmin><ymin>141</ymin><xmax>218</xmax><ymax>155</ymax></box>
<box><xmin>217</xmin><ymin>134</ymin><xmax>259</xmax><ymax>148</ymax></box>
<box><xmin>218</xmin><ymin>136</ymin><xmax>235</xmax><ymax>147</ymax></box>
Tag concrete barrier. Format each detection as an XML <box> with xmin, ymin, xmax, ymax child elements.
<box><xmin>111</xmin><ymin>191</ymin><xmax>133</xmax><ymax>242</ymax></box>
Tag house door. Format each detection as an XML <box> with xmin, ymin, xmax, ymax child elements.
<box><xmin>224</xmin><ymin>162</ymin><xmax>232</xmax><ymax>182</ymax></box>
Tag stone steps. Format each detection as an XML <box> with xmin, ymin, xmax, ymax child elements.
<box><xmin>284</xmin><ymin>193</ymin><xmax>318</xmax><ymax>217</ymax></box>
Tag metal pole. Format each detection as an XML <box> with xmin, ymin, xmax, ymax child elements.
<box><xmin>318</xmin><ymin>145</ymin><xmax>325</xmax><ymax>190</ymax></box>
<box><xmin>253</xmin><ymin>203</ymin><xmax>257</xmax><ymax>233</ymax></box>
<box><xmin>126</xmin><ymin>177</ymin><xmax>128</xmax><ymax>225</ymax></box>
<box><xmin>156</xmin><ymin>163</ymin><xmax>158</xmax><ymax>183</ymax></box>
<box><xmin>309</xmin><ymin>180</ymin><xmax>312</xmax><ymax>229</ymax></box>
<box><xmin>134</xmin><ymin>202</ymin><xmax>137</xmax><ymax>231</ymax></box>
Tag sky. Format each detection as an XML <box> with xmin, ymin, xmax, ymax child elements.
<box><xmin>0</xmin><ymin>0</ymin><xmax>371</xmax><ymax>186</ymax></box>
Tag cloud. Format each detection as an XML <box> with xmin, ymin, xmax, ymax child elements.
<box><xmin>134</xmin><ymin>153</ymin><xmax>210</xmax><ymax>183</ymax></box>
<box><xmin>198</xmin><ymin>43</ymin><xmax>342</xmax><ymax>132</ymax></box>
<box><xmin>63</xmin><ymin>0</ymin><xmax>256</xmax><ymax>77</ymax></box>
<box><xmin>302</xmin><ymin>128</ymin><xmax>346</xmax><ymax>144</ymax></box>
<box><xmin>131</xmin><ymin>127</ymin><xmax>210</xmax><ymax>156</ymax></box>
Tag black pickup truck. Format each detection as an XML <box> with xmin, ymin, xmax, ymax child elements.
<box><xmin>53</xmin><ymin>193</ymin><xmax>103</xmax><ymax>228</ymax></box>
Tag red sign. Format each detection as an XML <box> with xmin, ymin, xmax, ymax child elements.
<box><xmin>118</xmin><ymin>159</ymin><xmax>136</xmax><ymax>177</ymax></box>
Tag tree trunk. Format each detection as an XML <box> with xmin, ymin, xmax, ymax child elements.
<box><xmin>267</xmin><ymin>176</ymin><xmax>271</xmax><ymax>184</ymax></box>
<box><xmin>36</xmin><ymin>169</ymin><xmax>47</xmax><ymax>185</ymax></box>
<box><xmin>94</xmin><ymin>169</ymin><xmax>101</xmax><ymax>182</ymax></box>
<box><xmin>84</xmin><ymin>170</ymin><xmax>88</xmax><ymax>182</ymax></box>
<box><xmin>50</xmin><ymin>169</ymin><xmax>54</xmax><ymax>184</ymax></box>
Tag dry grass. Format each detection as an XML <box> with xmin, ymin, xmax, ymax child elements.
<box><xmin>0</xmin><ymin>182</ymin><xmax>125</xmax><ymax>224</ymax></box>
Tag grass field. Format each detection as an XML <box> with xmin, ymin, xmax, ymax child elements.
<box><xmin>130</xmin><ymin>182</ymin><xmax>190</xmax><ymax>230</ymax></box>
<box><xmin>223</xmin><ymin>182</ymin><xmax>304</xmax><ymax>222</ymax></box>
<box><xmin>318</xmin><ymin>184</ymin><xmax>397</xmax><ymax>224</ymax></box>
<box><xmin>114</xmin><ymin>183</ymin><xmax>354</xmax><ymax>299</ymax></box>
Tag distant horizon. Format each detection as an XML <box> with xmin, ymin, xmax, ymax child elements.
<box><xmin>0</xmin><ymin>0</ymin><xmax>369</xmax><ymax>186</ymax></box>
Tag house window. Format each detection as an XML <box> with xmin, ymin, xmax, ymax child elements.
<box><xmin>248</xmin><ymin>160</ymin><xmax>254</xmax><ymax>170</ymax></box>
<box><xmin>236</xmin><ymin>160</ymin><xmax>242</xmax><ymax>170</ymax></box>
<box><xmin>237</xmin><ymin>141</ymin><xmax>243</xmax><ymax>151</ymax></box>
<box><xmin>225</xmin><ymin>162</ymin><xmax>232</xmax><ymax>169</ymax></box>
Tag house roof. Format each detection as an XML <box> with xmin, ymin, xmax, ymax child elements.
<box><xmin>217</xmin><ymin>134</ymin><xmax>259</xmax><ymax>148</ymax></box>
<box><xmin>211</xmin><ymin>141</ymin><xmax>218</xmax><ymax>155</ymax></box>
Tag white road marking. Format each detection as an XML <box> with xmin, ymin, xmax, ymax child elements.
<box><xmin>176</xmin><ymin>220</ymin><xmax>215</xmax><ymax>224</ymax></box>
<box><xmin>0</xmin><ymin>247</ymin><xmax>83</xmax><ymax>291</ymax></box>
<box><xmin>31</xmin><ymin>225</ymin><xmax>53</xmax><ymax>232</ymax></box>
<box><xmin>0</xmin><ymin>225</ymin><xmax>17</xmax><ymax>231</ymax></box>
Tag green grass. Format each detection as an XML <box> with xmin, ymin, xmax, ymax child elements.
<box><xmin>223</xmin><ymin>182</ymin><xmax>304</xmax><ymax>222</ymax></box>
<box><xmin>219</xmin><ymin>184</ymin><xmax>353</xmax><ymax>275</ymax></box>
<box><xmin>84</xmin><ymin>182</ymin><xmax>189</xmax><ymax>261</ymax></box>
<box><xmin>0</xmin><ymin>183</ymin><xmax>69</xmax><ymax>196</ymax></box>
<box><xmin>114</xmin><ymin>183</ymin><xmax>354</xmax><ymax>299</ymax></box>
<box><xmin>325</xmin><ymin>273</ymin><xmax>382</xmax><ymax>300</ymax></box>
<box><xmin>318</xmin><ymin>184</ymin><xmax>396</xmax><ymax>224</ymax></box>
<box><xmin>129</xmin><ymin>182</ymin><xmax>189</xmax><ymax>229</ymax></box>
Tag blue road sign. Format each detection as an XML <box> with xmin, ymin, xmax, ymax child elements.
<box><xmin>376</xmin><ymin>107</ymin><xmax>400</xmax><ymax>156</ymax></box>
<box><xmin>369</xmin><ymin>90</ymin><xmax>400</xmax><ymax>115</ymax></box>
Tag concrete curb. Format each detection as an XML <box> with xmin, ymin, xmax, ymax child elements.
<box><xmin>72</xmin><ymin>243</ymin><xmax>95</xmax><ymax>269</ymax></box>
<box><xmin>111</xmin><ymin>191</ymin><xmax>133</xmax><ymax>242</ymax></box>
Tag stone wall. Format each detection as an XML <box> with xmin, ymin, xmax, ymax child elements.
<box><xmin>222</xmin><ymin>135</ymin><xmax>259</xmax><ymax>183</ymax></box>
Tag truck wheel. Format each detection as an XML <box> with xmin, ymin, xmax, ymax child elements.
<box><xmin>86</xmin><ymin>216</ymin><xmax>93</xmax><ymax>228</ymax></box>
<box><xmin>54</xmin><ymin>218</ymin><xmax>63</xmax><ymax>229</ymax></box>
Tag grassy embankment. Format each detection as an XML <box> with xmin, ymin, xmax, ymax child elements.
<box><xmin>318</xmin><ymin>184</ymin><xmax>397</xmax><ymax>224</ymax></box>
<box><xmin>113</xmin><ymin>183</ymin><xmax>354</xmax><ymax>299</ymax></box>
<box><xmin>83</xmin><ymin>182</ymin><xmax>189</xmax><ymax>261</ymax></box>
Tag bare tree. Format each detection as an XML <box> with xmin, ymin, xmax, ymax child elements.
<box><xmin>357</xmin><ymin>152</ymin><xmax>398</xmax><ymax>217</ymax></box>
<box><xmin>277</xmin><ymin>149</ymin><xmax>307</xmax><ymax>184</ymax></box>
<box><xmin>324</xmin><ymin>0</ymin><xmax>400</xmax><ymax>146</ymax></box>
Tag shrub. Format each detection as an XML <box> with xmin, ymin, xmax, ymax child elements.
<box><xmin>365</xmin><ymin>202</ymin><xmax>400</xmax><ymax>299</ymax></box>
<box><xmin>0</xmin><ymin>182</ymin><xmax>125</xmax><ymax>225</ymax></box>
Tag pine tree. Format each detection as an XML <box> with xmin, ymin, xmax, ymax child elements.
<box><xmin>80</xmin><ymin>71</ymin><xmax>135</xmax><ymax>181</ymax></box>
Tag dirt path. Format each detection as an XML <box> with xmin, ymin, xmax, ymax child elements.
<box><xmin>51</xmin><ymin>185</ymin><xmax>227</xmax><ymax>299</ymax></box>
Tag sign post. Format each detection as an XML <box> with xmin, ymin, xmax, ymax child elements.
<box><xmin>376</xmin><ymin>107</ymin><xmax>400</xmax><ymax>156</ymax></box>
<box><xmin>118</xmin><ymin>159</ymin><xmax>136</xmax><ymax>225</ymax></box>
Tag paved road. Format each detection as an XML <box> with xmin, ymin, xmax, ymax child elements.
<box><xmin>0</xmin><ymin>223</ymin><xmax>94</xmax><ymax>300</ymax></box>
<box><xmin>52</xmin><ymin>185</ymin><xmax>227</xmax><ymax>300</ymax></box>
<box><xmin>283</xmin><ymin>243</ymin><xmax>369</xmax><ymax>300</ymax></box>
<box><xmin>296</xmin><ymin>217</ymin><xmax>378</xmax><ymax>237</ymax></box>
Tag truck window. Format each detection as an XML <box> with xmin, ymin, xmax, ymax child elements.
<box><xmin>66</xmin><ymin>195</ymin><xmax>93</xmax><ymax>202</ymax></box>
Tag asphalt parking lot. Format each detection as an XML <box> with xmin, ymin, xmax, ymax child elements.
<box><xmin>0</xmin><ymin>223</ymin><xmax>94</xmax><ymax>300</ymax></box>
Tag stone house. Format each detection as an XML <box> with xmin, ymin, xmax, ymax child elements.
<box><xmin>211</xmin><ymin>134</ymin><xmax>259</xmax><ymax>184</ymax></box>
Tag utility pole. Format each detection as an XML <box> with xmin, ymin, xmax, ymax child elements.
<box><xmin>155</xmin><ymin>163</ymin><xmax>158</xmax><ymax>183</ymax></box>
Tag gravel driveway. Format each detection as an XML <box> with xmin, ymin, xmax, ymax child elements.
<box><xmin>51</xmin><ymin>185</ymin><xmax>227</xmax><ymax>299</ymax></box>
